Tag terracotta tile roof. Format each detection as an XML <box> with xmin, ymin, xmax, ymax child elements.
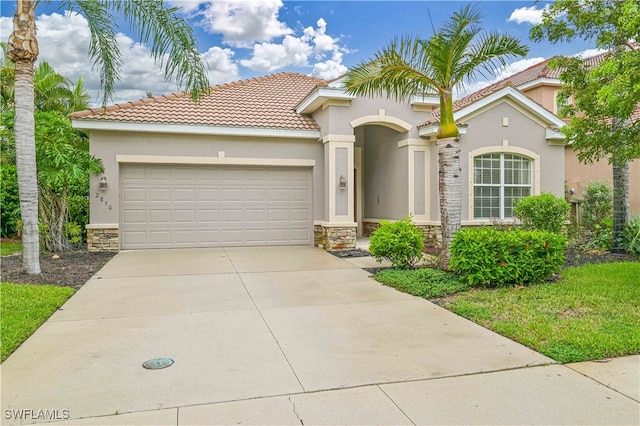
<box><xmin>425</xmin><ymin>81</ymin><xmax>522</xmax><ymax>123</ymax></box>
<box><xmin>70</xmin><ymin>72</ymin><xmax>328</xmax><ymax>130</ymax></box>
<box><xmin>425</xmin><ymin>50</ymin><xmax>615</xmax><ymax>125</ymax></box>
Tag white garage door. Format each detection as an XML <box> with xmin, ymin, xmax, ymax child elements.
<box><xmin>120</xmin><ymin>164</ymin><xmax>313</xmax><ymax>249</ymax></box>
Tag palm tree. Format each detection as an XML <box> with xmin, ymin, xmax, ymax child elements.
<box><xmin>343</xmin><ymin>4</ymin><xmax>529</xmax><ymax>269</ymax></box>
<box><xmin>7</xmin><ymin>0</ymin><xmax>210</xmax><ymax>273</ymax></box>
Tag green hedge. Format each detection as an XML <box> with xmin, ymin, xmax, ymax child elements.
<box><xmin>450</xmin><ymin>227</ymin><xmax>566</xmax><ymax>287</ymax></box>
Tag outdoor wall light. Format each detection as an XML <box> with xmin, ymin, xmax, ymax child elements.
<box><xmin>100</xmin><ymin>176</ymin><xmax>108</xmax><ymax>191</ymax></box>
<box><xmin>339</xmin><ymin>175</ymin><xmax>347</xmax><ymax>189</ymax></box>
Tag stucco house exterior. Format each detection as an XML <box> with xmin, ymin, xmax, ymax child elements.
<box><xmin>71</xmin><ymin>71</ymin><xmax>568</xmax><ymax>252</ymax></box>
<box><xmin>493</xmin><ymin>54</ymin><xmax>640</xmax><ymax>216</ymax></box>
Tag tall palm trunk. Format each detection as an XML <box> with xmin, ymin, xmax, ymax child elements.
<box><xmin>436</xmin><ymin>89</ymin><xmax>462</xmax><ymax>270</ymax></box>
<box><xmin>8</xmin><ymin>0</ymin><xmax>40</xmax><ymax>274</ymax></box>
<box><xmin>611</xmin><ymin>160</ymin><xmax>630</xmax><ymax>254</ymax></box>
<box><xmin>437</xmin><ymin>136</ymin><xmax>462</xmax><ymax>269</ymax></box>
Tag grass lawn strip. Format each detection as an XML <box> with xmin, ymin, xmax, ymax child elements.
<box><xmin>373</xmin><ymin>267</ymin><xmax>471</xmax><ymax>298</ymax></box>
<box><xmin>374</xmin><ymin>262</ymin><xmax>640</xmax><ymax>363</ymax></box>
<box><xmin>0</xmin><ymin>241</ymin><xmax>22</xmax><ymax>256</ymax></box>
<box><xmin>1</xmin><ymin>283</ymin><xmax>75</xmax><ymax>362</ymax></box>
<box><xmin>446</xmin><ymin>262</ymin><xmax>640</xmax><ymax>363</ymax></box>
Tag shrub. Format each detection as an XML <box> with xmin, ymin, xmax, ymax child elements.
<box><xmin>67</xmin><ymin>195</ymin><xmax>89</xmax><ymax>241</ymax></box>
<box><xmin>450</xmin><ymin>227</ymin><xmax>566</xmax><ymax>287</ymax></box>
<box><xmin>0</xmin><ymin>164</ymin><xmax>20</xmax><ymax>237</ymax></box>
<box><xmin>513</xmin><ymin>193</ymin><xmax>569</xmax><ymax>234</ymax></box>
<box><xmin>580</xmin><ymin>217</ymin><xmax>613</xmax><ymax>251</ymax></box>
<box><xmin>581</xmin><ymin>181</ymin><xmax>612</xmax><ymax>231</ymax></box>
<box><xmin>369</xmin><ymin>217</ymin><xmax>424</xmax><ymax>269</ymax></box>
<box><xmin>621</xmin><ymin>217</ymin><xmax>640</xmax><ymax>258</ymax></box>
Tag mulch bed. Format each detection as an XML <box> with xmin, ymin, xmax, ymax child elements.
<box><xmin>1</xmin><ymin>245</ymin><xmax>115</xmax><ymax>289</ymax></box>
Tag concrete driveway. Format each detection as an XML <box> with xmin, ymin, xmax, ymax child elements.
<box><xmin>1</xmin><ymin>247</ymin><xmax>638</xmax><ymax>425</ymax></box>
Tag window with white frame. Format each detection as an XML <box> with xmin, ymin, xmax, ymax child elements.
<box><xmin>473</xmin><ymin>153</ymin><xmax>532</xmax><ymax>219</ymax></box>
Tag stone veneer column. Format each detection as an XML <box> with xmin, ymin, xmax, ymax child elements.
<box><xmin>86</xmin><ymin>225</ymin><xmax>119</xmax><ymax>252</ymax></box>
<box><xmin>319</xmin><ymin>134</ymin><xmax>357</xmax><ymax>251</ymax></box>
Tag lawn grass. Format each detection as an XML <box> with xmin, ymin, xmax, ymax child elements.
<box><xmin>0</xmin><ymin>283</ymin><xmax>75</xmax><ymax>362</ymax></box>
<box><xmin>374</xmin><ymin>267</ymin><xmax>470</xmax><ymax>298</ymax></box>
<box><xmin>0</xmin><ymin>241</ymin><xmax>22</xmax><ymax>256</ymax></box>
<box><xmin>446</xmin><ymin>262</ymin><xmax>640</xmax><ymax>363</ymax></box>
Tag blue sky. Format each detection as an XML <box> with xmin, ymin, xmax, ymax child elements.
<box><xmin>1</xmin><ymin>1</ymin><xmax>598</xmax><ymax>106</ymax></box>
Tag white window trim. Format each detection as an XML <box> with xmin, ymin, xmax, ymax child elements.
<box><xmin>468</xmin><ymin>146</ymin><xmax>540</xmax><ymax>221</ymax></box>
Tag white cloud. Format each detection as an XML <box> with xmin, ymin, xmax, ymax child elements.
<box><xmin>240</xmin><ymin>35</ymin><xmax>311</xmax><ymax>71</ymax></box>
<box><xmin>2</xmin><ymin>12</ymin><xmax>241</xmax><ymax>106</ymax></box>
<box><xmin>508</xmin><ymin>6</ymin><xmax>546</xmax><ymax>25</ymax></box>
<box><xmin>166</xmin><ymin>0</ymin><xmax>204</xmax><ymax>15</ymax></box>
<box><xmin>202</xmin><ymin>46</ymin><xmax>240</xmax><ymax>85</ymax></box>
<box><xmin>458</xmin><ymin>57</ymin><xmax>546</xmax><ymax>97</ymax></box>
<box><xmin>199</xmin><ymin>0</ymin><xmax>292</xmax><ymax>47</ymax></box>
<box><xmin>240</xmin><ymin>17</ymin><xmax>348</xmax><ymax>80</ymax></box>
<box><xmin>573</xmin><ymin>48</ymin><xmax>607</xmax><ymax>59</ymax></box>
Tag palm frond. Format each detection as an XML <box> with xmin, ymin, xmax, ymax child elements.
<box><xmin>109</xmin><ymin>0</ymin><xmax>210</xmax><ymax>102</ymax></box>
<box><xmin>344</xmin><ymin>35</ymin><xmax>440</xmax><ymax>101</ymax></box>
<box><xmin>63</xmin><ymin>0</ymin><xmax>122</xmax><ymax>107</ymax></box>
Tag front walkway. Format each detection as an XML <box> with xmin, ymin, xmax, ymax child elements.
<box><xmin>1</xmin><ymin>246</ymin><xmax>638</xmax><ymax>425</ymax></box>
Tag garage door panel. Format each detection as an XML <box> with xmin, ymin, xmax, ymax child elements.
<box><xmin>290</xmin><ymin>189</ymin><xmax>310</xmax><ymax>202</ymax></box>
<box><xmin>290</xmin><ymin>228</ymin><xmax>311</xmax><ymax>243</ymax></box>
<box><xmin>149</xmin><ymin>188</ymin><xmax>171</xmax><ymax>201</ymax></box>
<box><xmin>173</xmin><ymin>168</ymin><xmax>197</xmax><ymax>180</ymax></box>
<box><xmin>290</xmin><ymin>169</ymin><xmax>311</xmax><ymax>182</ymax></box>
<box><xmin>149</xmin><ymin>168</ymin><xmax>172</xmax><ymax>181</ymax></box>
<box><xmin>123</xmin><ymin>210</ymin><xmax>146</xmax><ymax>224</ymax></box>
<box><xmin>267</xmin><ymin>169</ymin><xmax>288</xmax><ymax>182</ymax></box>
<box><xmin>290</xmin><ymin>208</ymin><xmax>310</xmax><ymax>222</ymax></box>
<box><xmin>268</xmin><ymin>189</ymin><xmax>287</xmax><ymax>201</ymax></box>
<box><xmin>222</xmin><ymin>188</ymin><xmax>243</xmax><ymax>202</ymax></box>
<box><xmin>174</xmin><ymin>210</ymin><xmax>196</xmax><ymax>223</ymax></box>
<box><xmin>245</xmin><ymin>169</ymin><xmax>267</xmax><ymax>181</ymax></box>
<box><xmin>122</xmin><ymin>188</ymin><xmax>146</xmax><ymax>202</ymax></box>
<box><xmin>148</xmin><ymin>210</ymin><xmax>171</xmax><ymax>224</ymax></box>
<box><xmin>122</xmin><ymin>231</ymin><xmax>147</xmax><ymax>246</ymax></box>
<box><xmin>149</xmin><ymin>231</ymin><xmax>172</xmax><ymax>245</ymax></box>
<box><xmin>198</xmin><ymin>188</ymin><xmax>220</xmax><ymax>202</ymax></box>
<box><xmin>245</xmin><ymin>209</ymin><xmax>267</xmax><ymax>222</ymax></box>
<box><xmin>245</xmin><ymin>188</ymin><xmax>266</xmax><ymax>201</ymax></box>
<box><xmin>268</xmin><ymin>209</ymin><xmax>287</xmax><ymax>222</ymax></box>
<box><xmin>121</xmin><ymin>165</ymin><xmax>312</xmax><ymax>249</ymax></box>
<box><xmin>122</xmin><ymin>165</ymin><xmax>147</xmax><ymax>180</ymax></box>
<box><xmin>221</xmin><ymin>209</ymin><xmax>243</xmax><ymax>222</ymax></box>
<box><xmin>174</xmin><ymin>188</ymin><xmax>196</xmax><ymax>201</ymax></box>
<box><xmin>197</xmin><ymin>209</ymin><xmax>220</xmax><ymax>222</ymax></box>
<box><xmin>174</xmin><ymin>230</ymin><xmax>197</xmax><ymax>244</ymax></box>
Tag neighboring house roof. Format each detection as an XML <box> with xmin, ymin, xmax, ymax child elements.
<box><xmin>70</xmin><ymin>72</ymin><xmax>327</xmax><ymax>131</ymax></box>
<box><xmin>424</xmin><ymin>49</ymin><xmax>627</xmax><ymax>126</ymax></box>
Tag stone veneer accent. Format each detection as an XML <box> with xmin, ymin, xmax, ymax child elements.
<box><xmin>363</xmin><ymin>220</ymin><xmax>442</xmax><ymax>248</ymax></box>
<box><xmin>320</xmin><ymin>226</ymin><xmax>356</xmax><ymax>251</ymax></box>
<box><xmin>314</xmin><ymin>224</ymin><xmax>324</xmax><ymax>247</ymax></box>
<box><xmin>87</xmin><ymin>228</ymin><xmax>119</xmax><ymax>252</ymax></box>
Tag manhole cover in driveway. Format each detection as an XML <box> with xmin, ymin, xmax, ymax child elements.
<box><xmin>142</xmin><ymin>358</ymin><xmax>174</xmax><ymax>370</ymax></box>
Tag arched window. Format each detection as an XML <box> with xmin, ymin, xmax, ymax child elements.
<box><xmin>473</xmin><ymin>153</ymin><xmax>532</xmax><ymax>219</ymax></box>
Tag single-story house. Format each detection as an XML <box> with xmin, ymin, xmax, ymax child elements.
<box><xmin>71</xmin><ymin>71</ymin><xmax>568</xmax><ymax>252</ymax></box>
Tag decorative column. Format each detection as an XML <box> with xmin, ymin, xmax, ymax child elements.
<box><xmin>320</xmin><ymin>134</ymin><xmax>356</xmax><ymax>251</ymax></box>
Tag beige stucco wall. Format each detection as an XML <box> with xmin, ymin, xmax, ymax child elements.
<box><xmin>313</xmin><ymin>94</ymin><xmax>433</xmax><ymax>139</ymax></box>
<box><xmin>88</xmin><ymin>130</ymin><xmax>325</xmax><ymax>225</ymax></box>
<box><xmin>360</xmin><ymin>125</ymin><xmax>409</xmax><ymax>220</ymax></box>
<box><xmin>456</xmin><ymin>100</ymin><xmax>565</xmax><ymax>222</ymax></box>
<box><xmin>522</xmin><ymin>85</ymin><xmax>561</xmax><ymax>114</ymax></box>
<box><xmin>565</xmin><ymin>147</ymin><xmax>640</xmax><ymax>215</ymax></box>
